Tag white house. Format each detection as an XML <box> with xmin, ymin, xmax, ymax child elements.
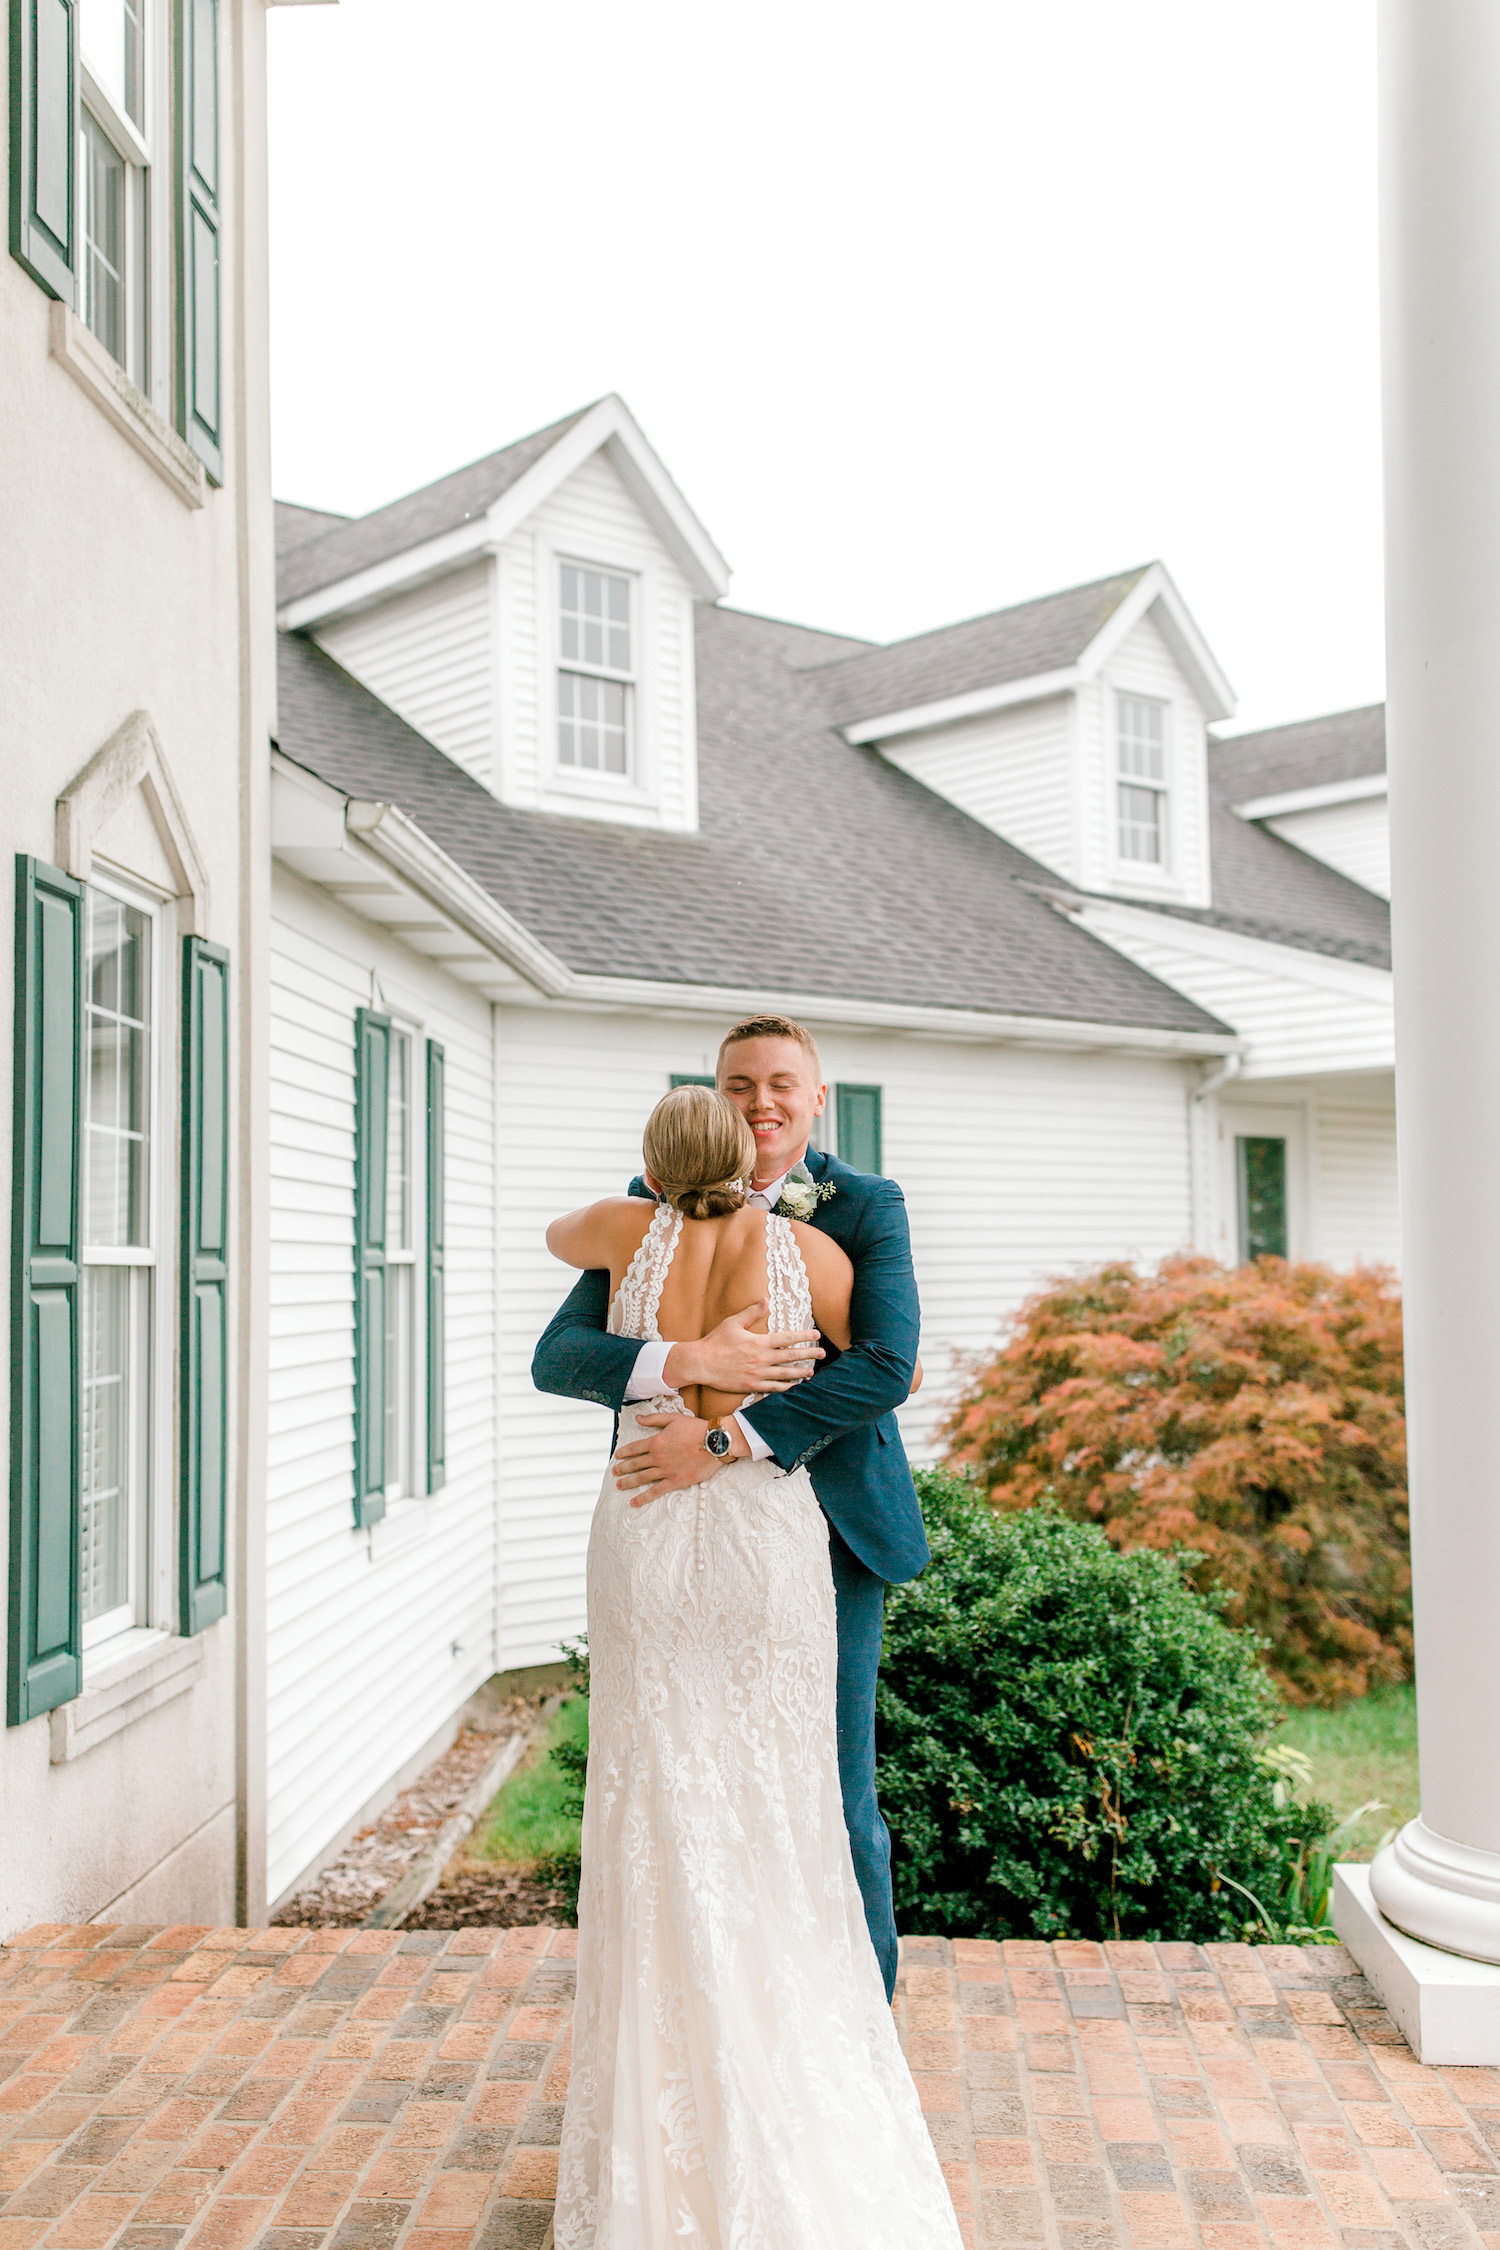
<box><xmin>1</xmin><ymin>0</ymin><xmax>281</xmax><ymax>1932</ymax></box>
<box><xmin>256</xmin><ymin>396</ymin><xmax>1397</xmax><ymax>1920</ymax></box>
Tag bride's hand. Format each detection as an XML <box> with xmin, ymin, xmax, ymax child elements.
<box><xmin>613</xmin><ymin>1412</ymin><xmax>751</xmax><ymax>1505</ymax></box>
<box><xmin>661</xmin><ymin>1304</ymin><xmax>822</xmax><ymax>1396</ymax></box>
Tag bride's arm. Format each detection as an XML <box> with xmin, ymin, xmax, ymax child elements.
<box><xmin>546</xmin><ymin>1196</ymin><xmax>654</xmax><ymax>1271</ymax></box>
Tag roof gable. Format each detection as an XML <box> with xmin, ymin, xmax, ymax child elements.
<box><xmin>276</xmin><ymin>396</ymin><xmax>730</xmax><ymax>628</ymax></box>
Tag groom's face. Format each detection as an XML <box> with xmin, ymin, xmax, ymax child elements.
<box><xmin>718</xmin><ymin>1037</ymin><xmax>827</xmax><ymax>1183</ymax></box>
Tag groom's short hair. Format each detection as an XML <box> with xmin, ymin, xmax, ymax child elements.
<box><xmin>717</xmin><ymin>1014</ymin><xmax>822</xmax><ymax>1079</ymax></box>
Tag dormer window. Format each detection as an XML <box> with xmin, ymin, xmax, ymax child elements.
<box><xmin>558</xmin><ymin>562</ymin><xmax>633</xmax><ymax>777</ymax></box>
<box><xmin>1116</xmin><ymin>693</ymin><xmax>1169</xmax><ymax>866</ymax></box>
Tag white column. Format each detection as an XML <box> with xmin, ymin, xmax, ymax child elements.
<box><xmin>1369</xmin><ymin>0</ymin><xmax>1500</xmax><ymax>1962</ymax></box>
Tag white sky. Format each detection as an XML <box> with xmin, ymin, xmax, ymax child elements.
<box><xmin>267</xmin><ymin>1</ymin><xmax>1382</xmax><ymax>737</ymax></box>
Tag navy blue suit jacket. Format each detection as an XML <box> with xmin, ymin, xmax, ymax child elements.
<box><xmin>529</xmin><ymin>1145</ymin><xmax>930</xmax><ymax>1585</ymax></box>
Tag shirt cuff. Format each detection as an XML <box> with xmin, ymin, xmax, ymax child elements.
<box><xmin>734</xmin><ymin>1410</ymin><xmax>774</xmax><ymax>1463</ymax></box>
<box><xmin>623</xmin><ymin>1341</ymin><xmax>679</xmax><ymax>1401</ymax></box>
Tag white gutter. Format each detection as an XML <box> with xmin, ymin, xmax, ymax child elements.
<box><xmin>840</xmin><ymin>667</ymin><xmax>1083</xmax><ymax>746</ymax></box>
<box><xmin>343</xmin><ymin>794</ymin><xmax>1240</xmax><ymax>1060</ymax></box>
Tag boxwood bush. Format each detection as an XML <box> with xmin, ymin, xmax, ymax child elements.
<box><xmin>877</xmin><ymin>1470</ymin><xmax>1327</xmax><ymax>1942</ymax></box>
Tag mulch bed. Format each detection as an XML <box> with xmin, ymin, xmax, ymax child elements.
<box><xmin>404</xmin><ymin>1860</ymin><xmax>572</xmax><ymax>1928</ymax></box>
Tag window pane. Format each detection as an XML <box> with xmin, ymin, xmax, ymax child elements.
<box><xmin>1238</xmin><ymin>1136</ymin><xmax>1289</xmax><ymax>1261</ymax></box>
<box><xmin>558</xmin><ymin>671</ymin><xmax>628</xmax><ymax>774</ymax></box>
<box><xmin>84</xmin><ymin>890</ymin><xmax>151</xmax><ymax>1248</ymax></box>
<box><xmin>80</xmin><ymin>1267</ymin><xmax>131</xmax><ymax>1623</ymax></box>
<box><xmin>1117</xmin><ymin>782</ymin><xmax>1163</xmax><ymax>864</ymax></box>
<box><xmin>387</xmin><ymin>1031</ymin><xmax>410</xmax><ymax>1252</ymax></box>
<box><xmin>1117</xmin><ymin>694</ymin><xmax>1165</xmax><ymax>780</ymax></box>
<box><xmin>82</xmin><ymin>110</ymin><xmax>127</xmax><ymax>370</ymax></box>
<box><xmin>559</xmin><ymin>563</ymin><xmax>631</xmax><ymax>677</ymax></box>
<box><xmin>82</xmin><ymin>0</ymin><xmax>142</xmax><ymax>125</ymax></box>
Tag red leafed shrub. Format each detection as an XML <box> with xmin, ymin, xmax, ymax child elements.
<box><xmin>941</xmin><ymin>1257</ymin><xmax>1409</xmax><ymax>1706</ymax></box>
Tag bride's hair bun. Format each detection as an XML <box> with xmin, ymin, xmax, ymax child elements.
<box><xmin>643</xmin><ymin>1084</ymin><xmax>756</xmax><ymax>1221</ymax></box>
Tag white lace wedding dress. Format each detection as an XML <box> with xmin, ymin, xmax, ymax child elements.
<box><xmin>554</xmin><ymin>1202</ymin><xmax>962</xmax><ymax>2249</ymax></box>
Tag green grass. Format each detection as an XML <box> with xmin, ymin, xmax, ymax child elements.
<box><xmin>471</xmin><ymin>1695</ymin><xmax>588</xmax><ymax>1866</ymax></box>
<box><xmin>1276</xmin><ymin>1683</ymin><xmax>1418</xmax><ymax>1861</ymax></box>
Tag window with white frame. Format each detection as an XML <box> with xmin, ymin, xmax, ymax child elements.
<box><xmin>384</xmin><ymin>1027</ymin><xmax>417</xmax><ymax>1500</ymax></box>
<box><xmin>80</xmin><ymin>883</ymin><xmax>155</xmax><ymax>1649</ymax></box>
<box><xmin>80</xmin><ymin>0</ymin><xmax>152</xmax><ymax>389</ymax></box>
<box><xmin>1116</xmin><ymin>693</ymin><xmax>1169</xmax><ymax>866</ymax></box>
<box><xmin>558</xmin><ymin>562</ymin><xmax>633</xmax><ymax>777</ymax></box>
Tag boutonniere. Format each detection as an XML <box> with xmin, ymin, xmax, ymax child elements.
<box><xmin>774</xmin><ymin>1161</ymin><xmax>837</xmax><ymax>1223</ymax></box>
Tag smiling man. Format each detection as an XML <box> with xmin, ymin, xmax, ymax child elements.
<box><xmin>531</xmin><ymin>1014</ymin><xmax>929</xmax><ymax>1996</ymax></box>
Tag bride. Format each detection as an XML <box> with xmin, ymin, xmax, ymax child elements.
<box><xmin>544</xmin><ymin>1084</ymin><xmax>961</xmax><ymax>2249</ymax></box>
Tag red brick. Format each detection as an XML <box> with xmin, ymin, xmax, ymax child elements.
<box><xmin>1257</xmin><ymin>2196</ymin><xmax>1336</xmax><ymax>2248</ymax></box>
<box><xmin>417</xmin><ymin>2173</ymin><xmax>490</xmax><ymax>2226</ymax></box>
<box><xmin>1312</xmin><ymin>2170</ymin><xmax>1394</xmax><ymax>2225</ymax></box>
<box><xmin>1366</xmin><ymin>2144</ymin><xmax>1449</xmax><ymax>2199</ymax></box>
<box><xmin>185</xmin><ymin>2196</ymin><xmax>275</xmax><ymax>2250</ymax></box>
<box><xmin>45</xmin><ymin>2192</ymin><xmax>139</xmax><ymax>2247</ymax></box>
<box><xmin>1121</xmin><ymin>2190</ymin><xmax>1194</xmax><ymax>2247</ymax></box>
<box><xmin>498</xmin><ymin>2148</ymin><xmax>557</xmax><ymax>2199</ymax></box>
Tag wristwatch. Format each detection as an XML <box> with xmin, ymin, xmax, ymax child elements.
<box><xmin>703</xmin><ymin>1419</ymin><xmax>733</xmax><ymax>1459</ymax></box>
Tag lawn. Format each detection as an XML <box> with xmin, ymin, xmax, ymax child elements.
<box><xmin>471</xmin><ymin>1693</ymin><xmax>588</xmax><ymax>1865</ymax></box>
<box><xmin>1276</xmin><ymin>1683</ymin><xmax>1417</xmax><ymax>1861</ymax></box>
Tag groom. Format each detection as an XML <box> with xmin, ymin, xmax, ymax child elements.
<box><xmin>531</xmin><ymin>1013</ymin><xmax>929</xmax><ymax>1999</ymax></box>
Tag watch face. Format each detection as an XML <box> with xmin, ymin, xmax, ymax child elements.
<box><xmin>705</xmin><ymin>1425</ymin><xmax>732</xmax><ymax>1457</ymax></box>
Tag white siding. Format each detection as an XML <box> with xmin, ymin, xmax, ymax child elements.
<box><xmin>316</xmin><ymin>562</ymin><xmax>494</xmax><ymax>786</ymax></box>
<box><xmin>496</xmin><ymin>1006</ymin><xmax>1197</xmax><ymax>1667</ymax></box>
<box><xmin>494</xmin><ymin>449</ymin><xmax>699</xmax><ymax>830</ymax></box>
<box><xmin>1265</xmin><ymin>797</ymin><xmax>1391</xmax><ymax>898</ymax></box>
<box><xmin>1315</xmin><ymin>1090</ymin><xmax>1401</xmax><ymax>1265</ymax></box>
<box><xmin>266</xmin><ymin>870</ymin><xmax>497</xmax><ymax>1906</ymax></box>
<box><xmin>1078</xmin><ymin>900</ymin><xmax>1394</xmax><ymax>1079</ymax></box>
<box><xmin>879</xmin><ymin>697</ymin><xmax>1073</xmax><ymax>875</ymax></box>
<box><xmin>1077</xmin><ymin>608</ymin><xmax>1214</xmax><ymax>908</ymax></box>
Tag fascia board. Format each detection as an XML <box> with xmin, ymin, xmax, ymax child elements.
<box><xmin>1235</xmin><ymin>774</ymin><xmax>1388</xmax><ymax>821</ymax></box>
<box><xmin>1074</xmin><ymin>896</ymin><xmax>1393</xmax><ymax>999</ymax></box>
<box><xmin>1079</xmin><ymin>563</ymin><xmax>1237</xmax><ymax>721</ymax></box>
<box><xmin>841</xmin><ymin>667</ymin><xmax>1082</xmax><ymax>746</ymax></box>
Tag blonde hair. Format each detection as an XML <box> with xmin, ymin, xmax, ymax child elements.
<box><xmin>643</xmin><ymin>1084</ymin><xmax>756</xmax><ymax>1221</ymax></box>
<box><xmin>718</xmin><ymin>1013</ymin><xmax>822</xmax><ymax>1080</ymax></box>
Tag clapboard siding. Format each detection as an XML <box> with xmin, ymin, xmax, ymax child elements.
<box><xmin>881</xmin><ymin>697</ymin><xmax>1073</xmax><ymax>875</ymax></box>
<box><xmin>495</xmin><ymin>449</ymin><xmax>698</xmax><ymax>829</ymax></box>
<box><xmin>495</xmin><ymin>1005</ymin><xmax>1198</xmax><ymax>1669</ymax></box>
<box><xmin>1078</xmin><ymin>609</ymin><xmax>1214</xmax><ymax>908</ymax></box>
<box><xmin>1266</xmin><ymin>797</ymin><xmax>1391</xmax><ymax>898</ymax></box>
<box><xmin>1316</xmin><ymin>1094</ymin><xmax>1401</xmax><ymax>1266</ymax></box>
<box><xmin>266</xmin><ymin>869</ymin><xmax>497</xmax><ymax>1907</ymax></box>
<box><xmin>316</xmin><ymin>563</ymin><xmax>495</xmax><ymax>786</ymax></box>
<box><xmin>1079</xmin><ymin>900</ymin><xmax>1394</xmax><ymax>1079</ymax></box>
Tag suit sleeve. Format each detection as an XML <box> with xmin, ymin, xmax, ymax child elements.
<box><xmin>740</xmin><ymin>1178</ymin><xmax>920</xmax><ymax>1473</ymax></box>
<box><xmin>529</xmin><ymin>1181</ymin><xmax>656</xmax><ymax>1410</ymax></box>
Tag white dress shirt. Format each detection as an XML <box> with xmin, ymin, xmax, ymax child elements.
<box><xmin>622</xmin><ymin>1169</ymin><xmax>794</xmax><ymax>1460</ymax></box>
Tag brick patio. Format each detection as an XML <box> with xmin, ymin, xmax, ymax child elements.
<box><xmin>1</xmin><ymin>1925</ymin><xmax>1497</xmax><ymax>2250</ymax></box>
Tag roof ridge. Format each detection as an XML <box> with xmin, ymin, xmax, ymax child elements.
<box><xmin>1210</xmin><ymin>700</ymin><xmax>1386</xmax><ymax>750</ymax></box>
<box><xmin>801</xmin><ymin>563</ymin><xmax>1155</xmax><ymax>678</ymax></box>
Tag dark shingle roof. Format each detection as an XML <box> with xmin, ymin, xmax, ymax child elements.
<box><xmin>275</xmin><ymin>501</ymin><xmax>349</xmax><ymax>559</ymax></box>
<box><xmin>274</xmin><ymin>609</ymin><xmax>1229</xmax><ymax>1038</ymax></box>
<box><xmin>275</xmin><ymin>405</ymin><xmax>596</xmax><ymax>606</ymax></box>
<box><xmin>1210</xmin><ymin>704</ymin><xmax>1386</xmax><ymax>803</ymax></box>
<box><xmin>803</xmin><ymin>567</ymin><xmax>1151</xmax><ymax>727</ymax></box>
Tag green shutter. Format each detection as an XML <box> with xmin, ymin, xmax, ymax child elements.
<box><xmin>425</xmin><ymin>1041</ymin><xmax>445</xmax><ymax>1495</ymax></box>
<box><xmin>176</xmin><ymin>0</ymin><xmax>221</xmax><ymax>481</ymax></box>
<box><xmin>9</xmin><ymin>0</ymin><xmax>80</xmax><ymax>303</ymax></box>
<box><xmin>353</xmin><ymin>1006</ymin><xmax>390</xmax><ymax>1527</ymax></box>
<box><xmin>835</xmin><ymin>1083</ymin><xmax>883</xmax><ymax>1175</ymax></box>
<box><xmin>669</xmin><ymin>1074</ymin><xmax>715</xmax><ymax>1088</ymax></box>
<box><xmin>8</xmin><ymin>856</ymin><xmax>84</xmax><ymax>1725</ymax></box>
<box><xmin>180</xmin><ymin>937</ymin><xmax>228</xmax><ymax>1633</ymax></box>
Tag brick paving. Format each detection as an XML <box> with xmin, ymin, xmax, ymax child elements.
<box><xmin>2</xmin><ymin>1926</ymin><xmax>1498</xmax><ymax>2250</ymax></box>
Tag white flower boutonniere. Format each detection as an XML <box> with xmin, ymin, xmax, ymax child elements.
<box><xmin>774</xmin><ymin>1161</ymin><xmax>837</xmax><ymax>1223</ymax></box>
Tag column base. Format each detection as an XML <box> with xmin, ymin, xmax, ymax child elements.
<box><xmin>1334</xmin><ymin>1864</ymin><xmax>1500</xmax><ymax>2062</ymax></box>
<box><xmin>1371</xmin><ymin>1817</ymin><xmax>1500</xmax><ymax>1962</ymax></box>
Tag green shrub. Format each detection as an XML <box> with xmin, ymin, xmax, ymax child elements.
<box><xmin>876</xmin><ymin>1469</ymin><xmax>1330</xmax><ymax>1942</ymax></box>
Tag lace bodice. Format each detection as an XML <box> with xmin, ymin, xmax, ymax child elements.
<box><xmin>606</xmin><ymin>1200</ymin><xmax>813</xmax><ymax>1347</ymax></box>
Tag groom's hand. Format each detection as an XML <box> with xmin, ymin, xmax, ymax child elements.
<box><xmin>613</xmin><ymin>1412</ymin><xmax>751</xmax><ymax>1506</ymax></box>
<box><xmin>661</xmin><ymin>1303</ymin><xmax>822</xmax><ymax>1396</ymax></box>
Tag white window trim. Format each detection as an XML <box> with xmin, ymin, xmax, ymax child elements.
<box><xmin>1111</xmin><ymin>687</ymin><xmax>1173</xmax><ymax>881</ymax></box>
<box><xmin>536</xmin><ymin>528</ymin><xmax>661</xmax><ymax>815</ymax></box>
<box><xmin>78</xmin><ymin>864</ymin><xmax>180</xmax><ymax>1661</ymax></box>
